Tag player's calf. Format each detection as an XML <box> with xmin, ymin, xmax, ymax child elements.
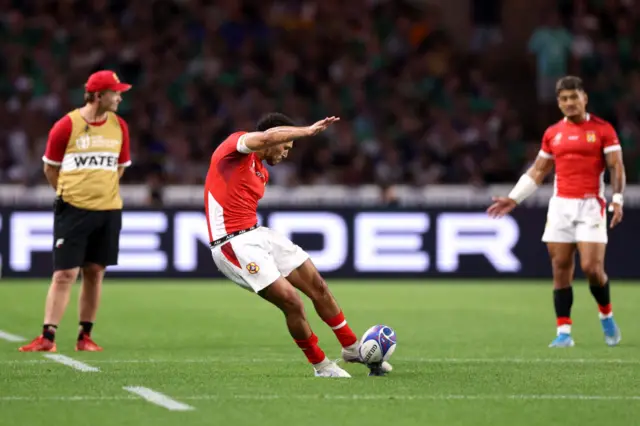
<box><xmin>580</xmin><ymin>254</ymin><xmax>621</xmax><ymax>346</ymax></box>
<box><xmin>552</xmin><ymin>286</ymin><xmax>574</xmax><ymax>344</ymax></box>
<box><xmin>260</xmin><ymin>277</ymin><xmax>345</xmax><ymax>376</ymax></box>
<box><xmin>287</xmin><ymin>262</ymin><xmax>359</xmax><ymax>349</ymax></box>
<box><xmin>44</xmin><ymin>269</ymin><xmax>78</xmax><ymax>326</ymax></box>
<box><xmin>287</xmin><ymin>261</ymin><xmax>392</xmax><ymax>373</ymax></box>
<box><xmin>20</xmin><ymin>269</ymin><xmax>78</xmax><ymax>352</ymax></box>
<box><xmin>548</xmin><ymin>244</ymin><xmax>576</xmax><ymax>346</ymax></box>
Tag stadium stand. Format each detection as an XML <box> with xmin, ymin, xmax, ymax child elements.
<box><xmin>1</xmin><ymin>0</ymin><xmax>638</xmax><ymax>191</ymax></box>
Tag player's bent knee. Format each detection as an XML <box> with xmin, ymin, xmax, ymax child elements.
<box><xmin>262</xmin><ymin>279</ymin><xmax>306</xmax><ymax>316</ymax></box>
<box><xmin>309</xmin><ymin>275</ymin><xmax>330</xmax><ymax>302</ymax></box>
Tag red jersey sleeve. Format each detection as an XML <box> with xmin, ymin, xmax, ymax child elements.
<box><xmin>539</xmin><ymin>127</ymin><xmax>554</xmax><ymax>159</ymax></box>
<box><xmin>601</xmin><ymin>122</ymin><xmax>621</xmax><ymax>154</ymax></box>
<box><xmin>215</xmin><ymin>132</ymin><xmax>249</xmax><ymax>156</ymax></box>
<box><xmin>117</xmin><ymin>116</ymin><xmax>132</xmax><ymax>166</ymax></box>
<box><xmin>43</xmin><ymin>116</ymin><xmax>72</xmax><ymax>166</ymax></box>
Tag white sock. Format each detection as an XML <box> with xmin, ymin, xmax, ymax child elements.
<box><xmin>598</xmin><ymin>312</ymin><xmax>613</xmax><ymax>320</ymax></box>
<box><xmin>344</xmin><ymin>342</ymin><xmax>358</xmax><ymax>352</ymax></box>
<box><xmin>557</xmin><ymin>324</ymin><xmax>571</xmax><ymax>335</ymax></box>
<box><xmin>313</xmin><ymin>357</ymin><xmax>331</xmax><ymax>370</ymax></box>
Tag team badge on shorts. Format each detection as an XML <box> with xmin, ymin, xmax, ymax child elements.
<box><xmin>586</xmin><ymin>131</ymin><xmax>596</xmax><ymax>143</ymax></box>
<box><xmin>246</xmin><ymin>262</ymin><xmax>260</xmax><ymax>274</ymax></box>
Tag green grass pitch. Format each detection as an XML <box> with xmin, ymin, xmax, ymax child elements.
<box><xmin>0</xmin><ymin>280</ymin><xmax>639</xmax><ymax>426</ymax></box>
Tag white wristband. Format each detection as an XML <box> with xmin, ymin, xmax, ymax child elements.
<box><xmin>612</xmin><ymin>193</ymin><xmax>623</xmax><ymax>205</ymax></box>
<box><xmin>236</xmin><ymin>134</ymin><xmax>254</xmax><ymax>154</ymax></box>
<box><xmin>508</xmin><ymin>174</ymin><xmax>538</xmax><ymax>204</ymax></box>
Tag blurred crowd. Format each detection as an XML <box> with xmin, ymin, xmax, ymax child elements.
<box><xmin>1</xmin><ymin>0</ymin><xmax>639</xmax><ymax>191</ymax></box>
<box><xmin>530</xmin><ymin>0</ymin><xmax>640</xmax><ymax>180</ymax></box>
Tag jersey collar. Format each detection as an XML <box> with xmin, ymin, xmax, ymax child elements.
<box><xmin>563</xmin><ymin>113</ymin><xmax>590</xmax><ymax>123</ymax></box>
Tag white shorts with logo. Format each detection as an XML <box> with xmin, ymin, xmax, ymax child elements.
<box><xmin>541</xmin><ymin>197</ymin><xmax>608</xmax><ymax>244</ymax></box>
<box><xmin>210</xmin><ymin>226</ymin><xmax>310</xmax><ymax>293</ymax></box>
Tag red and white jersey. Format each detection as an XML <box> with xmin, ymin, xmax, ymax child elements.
<box><xmin>204</xmin><ymin>131</ymin><xmax>269</xmax><ymax>241</ymax></box>
<box><xmin>539</xmin><ymin>114</ymin><xmax>621</xmax><ymax>199</ymax></box>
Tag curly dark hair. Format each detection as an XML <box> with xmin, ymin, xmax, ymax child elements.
<box><xmin>256</xmin><ymin>112</ymin><xmax>296</xmax><ymax>131</ymax></box>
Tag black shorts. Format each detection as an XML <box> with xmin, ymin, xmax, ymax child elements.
<box><xmin>52</xmin><ymin>198</ymin><xmax>122</xmax><ymax>271</ymax></box>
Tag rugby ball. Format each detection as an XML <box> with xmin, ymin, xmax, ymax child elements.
<box><xmin>358</xmin><ymin>324</ymin><xmax>396</xmax><ymax>364</ymax></box>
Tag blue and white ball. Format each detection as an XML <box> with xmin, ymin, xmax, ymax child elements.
<box><xmin>358</xmin><ymin>325</ymin><xmax>396</xmax><ymax>364</ymax></box>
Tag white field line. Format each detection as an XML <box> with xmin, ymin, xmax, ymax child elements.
<box><xmin>2</xmin><ymin>394</ymin><xmax>640</xmax><ymax>402</ymax></box>
<box><xmin>43</xmin><ymin>354</ymin><xmax>100</xmax><ymax>372</ymax></box>
<box><xmin>3</xmin><ymin>357</ymin><xmax>640</xmax><ymax>365</ymax></box>
<box><xmin>0</xmin><ymin>330</ymin><xmax>26</xmax><ymax>342</ymax></box>
<box><xmin>123</xmin><ymin>386</ymin><xmax>195</xmax><ymax>411</ymax></box>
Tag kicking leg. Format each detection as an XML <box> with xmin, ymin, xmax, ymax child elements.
<box><xmin>286</xmin><ymin>259</ymin><xmax>392</xmax><ymax>373</ymax></box>
<box><xmin>286</xmin><ymin>259</ymin><xmax>357</xmax><ymax>347</ymax></box>
<box><xmin>547</xmin><ymin>242</ymin><xmax>576</xmax><ymax>348</ymax></box>
<box><xmin>259</xmin><ymin>276</ymin><xmax>350</xmax><ymax>378</ymax></box>
<box><xmin>577</xmin><ymin>242</ymin><xmax>620</xmax><ymax>346</ymax></box>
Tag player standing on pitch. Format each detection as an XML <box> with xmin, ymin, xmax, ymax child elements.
<box><xmin>19</xmin><ymin>71</ymin><xmax>132</xmax><ymax>352</ymax></box>
<box><xmin>204</xmin><ymin>113</ymin><xmax>392</xmax><ymax>377</ymax></box>
<box><xmin>487</xmin><ymin>76</ymin><xmax>625</xmax><ymax>348</ymax></box>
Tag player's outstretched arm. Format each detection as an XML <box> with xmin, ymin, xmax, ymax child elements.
<box><xmin>487</xmin><ymin>155</ymin><xmax>554</xmax><ymax>218</ymax></box>
<box><xmin>240</xmin><ymin>117</ymin><xmax>340</xmax><ymax>151</ymax></box>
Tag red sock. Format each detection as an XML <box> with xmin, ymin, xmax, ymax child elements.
<box><xmin>556</xmin><ymin>316</ymin><xmax>572</xmax><ymax>334</ymax></box>
<box><xmin>294</xmin><ymin>333</ymin><xmax>326</xmax><ymax>365</ymax></box>
<box><xmin>598</xmin><ymin>303</ymin><xmax>612</xmax><ymax>316</ymax></box>
<box><xmin>324</xmin><ymin>311</ymin><xmax>358</xmax><ymax>348</ymax></box>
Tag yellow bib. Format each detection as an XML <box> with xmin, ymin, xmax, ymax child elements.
<box><xmin>57</xmin><ymin>110</ymin><xmax>125</xmax><ymax>210</ymax></box>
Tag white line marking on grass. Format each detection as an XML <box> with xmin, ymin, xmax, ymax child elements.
<box><xmin>5</xmin><ymin>357</ymin><xmax>640</xmax><ymax>365</ymax></box>
<box><xmin>43</xmin><ymin>354</ymin><xmax>100</xmax><ymax>372</ymax></box>
<box><xmin>0</xmin><ymin>396</ymin><xmax>136</xmax><ymax>401</ymax></box>
<box><xmin>3</xmin><ymin>394</ymin><xmax>640</xmax><ymax>403</ymax></box>
<box><xmin>400</xmin><ymin>357</ymin><xmax>640</xmax><ymax>364</ymax></box>
<box><xmin>123</xmin><ymin>387</ymin><xmax>195</xmax><ymax>411</ymax></box>
<box><xmin>0</xmin><ymin>330</ymin><xmax>26</xmax><ymax>342</ymax></box>
<box><xmin>212</xmin><ymin>394</ymin><xmax>640</xmax><ymax>402</ymax></box>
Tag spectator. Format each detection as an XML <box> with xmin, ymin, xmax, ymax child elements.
<box><xmin>528</xmin><ymin>12</ymin><xmax>573</xmax><ymax>106</ymax></box>
<box><xmin>1</xmin><ymin>0</ymin><xmax>637</xmax><ymax>188</ymax></box>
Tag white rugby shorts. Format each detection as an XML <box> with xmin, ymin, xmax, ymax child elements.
<box><xmin>541</xmin><ymin>196</ymin><xmax>608</xmax><ymax>244</ymax></box>
<box><xmin>210</xmin><ymin>226</ymin><xmax>310</xmax><ymax>293</ymax></box>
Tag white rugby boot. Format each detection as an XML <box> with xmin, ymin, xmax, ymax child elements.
<box><xmin>313</xmin><ymin>359</ymin><xmax>351</xmax><ymax>378</ymax></box>
<box><xmin>341</xmin><ymin>344</ymin><xmax>393</xmax><ymax>374</ymax></box>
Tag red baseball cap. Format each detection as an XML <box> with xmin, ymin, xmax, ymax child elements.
<box><xmin>85</xmin><ymin>70</ymin><xmax>132</xmax><ymax>93</ymax></box>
